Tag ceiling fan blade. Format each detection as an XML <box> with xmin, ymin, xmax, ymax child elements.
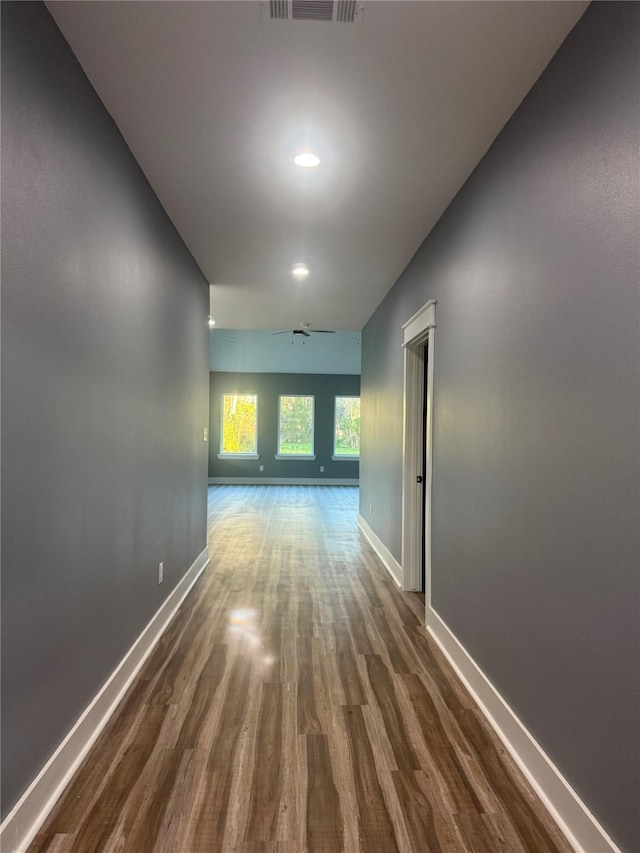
<box><xmin>272</xmin><ymin>328</ymin><xmax>335</xmax><ymax>336</ymax></box>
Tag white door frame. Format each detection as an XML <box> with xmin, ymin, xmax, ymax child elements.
<box><xmin>401</xmin><ymin>300</ymin><xmax>436</xmax><ymax>624</ymax></box>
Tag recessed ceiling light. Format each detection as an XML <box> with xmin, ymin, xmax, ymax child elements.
<box><xmin>208</xmin><ymin>316</ymin><xmax>216</xmax><ymax>328</ymax></box>
<box><xmin>292</xmin><ymin>264</ymin><xmax>310</xmax><ymax>278</ymax></box>
<box><xmin>294</xmin><ymin>152</ymin><xmax>320</xmax><ymax>168</ymax></box>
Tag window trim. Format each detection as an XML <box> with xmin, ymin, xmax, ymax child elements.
<box><xmin>277</xmin><ymin>394</ymin><xmax>315</xmax><ymax>458</ymax></box>
<box><xmin>218</xmin><ymin>453</ymin><xmax>260</xmax><ymax>460</ymax></box>
<box><xmin>275</xmin><ymin>454</ymin><xmax>317</xmax><ymax>461</ymax></box>
<box><xmin>219</xmin><ymin>392</ymin><xmax>258</xmax><ymax>457</ymax></box>
<box><xmin>333</xmin><ymin>395</ymin><xmax>361</xmax><ymax>459</ymax></box>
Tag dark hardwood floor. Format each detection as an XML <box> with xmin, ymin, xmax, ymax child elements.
<box><xmin>29</xmin><ymin>485</ymin><xmax>572</xmax><ymax>852</ymax></box>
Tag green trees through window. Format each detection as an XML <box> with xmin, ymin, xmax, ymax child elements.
<box><xmin>219</xmin><ymin>392</ymin><xmax>360</xmax><ymax>459</ymax></box>
<box><xmin>278</xmin><ymin>396</ymin><xmax>314</xmax><ymax>456</ymax></box>
<box><xmin>221</xmin><ymin>394</ymin><xmax>257</xmax><ymax>454</ymax></box>
<box><xmin>334</xmin><ymin>396</ymin><xmax>360</xmax><ymax>456</ymax></box>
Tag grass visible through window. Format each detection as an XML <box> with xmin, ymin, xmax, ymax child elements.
<box><xmin>334</xmin><ymin>396</ymin><xmax>360</xmax><ymax>456</ymax></box>
<box><xmin>279</xmin><ymin>396</ymin><xmax>314</xmax><ymax>456</ymax></box>
<box><xmin>279</xmin><ymin>441</ymin><xmax>313</xmax><ymax>454</ymax></box>
<box><xmin>221</xmin><ymin>394</ymin><xmax>257</xmax><ymax>454</ymax></box>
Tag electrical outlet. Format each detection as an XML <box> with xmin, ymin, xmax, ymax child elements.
<box><xmin>259</xmin><ymin>464</ymin><xmax>264</xmax><ymax>471</ymax></box>
<box><xmin>320</xmin><ymin>466</ymin><xmax>325</xmax><ymax>473</ymax></box>
<box><xmin>203</xmin><ymin>427</ymin><xmax>208</xmax><ymax>442</ymax></box>
<box><xmin>369</xmin><ymin>504</ymin><xmax>373</xmax><ymax>516</ymax></box>
<box><xmin>158</xmin><ymin>562</ymin><xmax>164</xmax><ymax>584</ymax></box>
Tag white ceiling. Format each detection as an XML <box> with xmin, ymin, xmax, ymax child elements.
<box><xmin>48</xmin><ymin>0</ymin><xmax>587</xmax><ymax>331</ymax></box>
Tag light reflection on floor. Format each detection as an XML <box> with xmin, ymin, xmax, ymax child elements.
<box><xmin>227</xmin><ymin>606</ymin><xmax>275</xmax><ymax>669</ymax></box>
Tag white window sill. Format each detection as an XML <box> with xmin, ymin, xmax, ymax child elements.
<box><xmin>217</xmin><ymin>453</ymin><xmax>260</xmax><ymax>460</ymax></box>
<box><xmin>332</xmin><ymin>455</ymin><xmax>360</xmax><ymax>461</ymax></box>
<box><xmin>275</xmin><ymin>454</ymin><xmax>316</xmax><ymax>461</ymax></box>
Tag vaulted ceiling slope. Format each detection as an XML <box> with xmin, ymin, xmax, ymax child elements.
<box><xmin>48</xmin><ymin>1</ymin><xmax>587</xmax><ymax>331</ymax></box>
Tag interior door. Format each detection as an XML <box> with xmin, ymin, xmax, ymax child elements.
<box><xmin>420</xmin><ymin>343</ymin><xmax>429</xmax><ymax>592</ymax></box>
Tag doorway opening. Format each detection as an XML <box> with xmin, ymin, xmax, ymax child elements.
<box><xmin>401</xmin><ymin>300</ymin><xmax>436</xmax><ymax>626</ymax></box>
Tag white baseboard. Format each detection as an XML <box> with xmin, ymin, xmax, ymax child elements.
<box><xmin>208</xmin><ymin>477</ymin><xmax>359</xmax><ymax>486</ymax></box>
<box><xmin>0</xmin><ymin>547</ymin><xmax>210</xmax><ymax>853</ymax></box>
<box><xmin>427</xmin><ymin>607</ymin><xmax>621</xmax><ymax>853</ymax></box>
<box><xmin>357</xmin><ymin>514</ymin><xmax>403</xmax><ymax>587</ymax></box>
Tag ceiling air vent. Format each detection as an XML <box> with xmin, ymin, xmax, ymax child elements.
<box><xmin>265</xmin><ymin>0</ymin><xmax>364</xmax><ymax>24</ymax></box>
<box><xmin>269</xmin><ymin>0</ymin><xmax>288</xmax><ymax>19</ymax></box>
<box><xmin>292</xmin><ymin>1</ymin><xmax>334</xmax><ymax>21</ymax></box>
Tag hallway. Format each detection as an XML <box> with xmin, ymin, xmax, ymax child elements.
<box><xmin>29</xmin><ymin>486</ymin><xmax>571</xmax><ymax>852</ymax></box>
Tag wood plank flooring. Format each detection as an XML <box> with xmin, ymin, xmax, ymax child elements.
<box><xmin>28</xmin><ymin>486</ymin><xmax>572</xmax><ymax>853</ymax></box>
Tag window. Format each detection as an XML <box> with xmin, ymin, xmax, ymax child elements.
<box><xmin>333</xmin><ymin>396</ymin><xmax>360</xmax><ymax>458</ymax></box>
<box><xmin>220</xmin><ymin>394</ymin><xmax>258</xmax><ymax>456</ymax></box>
<box><xmin>277</xmin><ymin>395</ymin><xmax>315</xmax><ymax>458</ymax></box>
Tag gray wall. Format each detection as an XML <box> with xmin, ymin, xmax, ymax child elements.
<box><xmin>1</xmin><ymin>2</ymin><xmax>209</xmax><ymax>818</ymax></box>
<box><xmin>209</xmin><ymin>372</ymin><xmax>360</xmax><ymax>480</ymax></box>
<box><xmin>210</xmin><ymin>329</ymin><xmax>362</xmax><ymax>375</ymax></box>
<box><xmin>360</xmin><ymin>3</ymin><xmax>639</xmax><ymax>851</ymax></box>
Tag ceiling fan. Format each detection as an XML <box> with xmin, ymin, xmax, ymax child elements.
<box><xmin>272</xmin><ymin>323</ymin><xmax>336</xmax><ymax>337</ymax></box>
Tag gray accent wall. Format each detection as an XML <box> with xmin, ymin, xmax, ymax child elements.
<box><xmin>209</xmin><ymin>372</ymin><xmax>360</xmax><ymax>480</ymax></box>
<box><xmin>360</xmin><ymin>3</ymin><xmax>639</xmax><ymax>850</ymax></box>
<box><xmin>1</xmin><ymin>2</ymin><xmax>209</xmax><ymax>819</ymax></box>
